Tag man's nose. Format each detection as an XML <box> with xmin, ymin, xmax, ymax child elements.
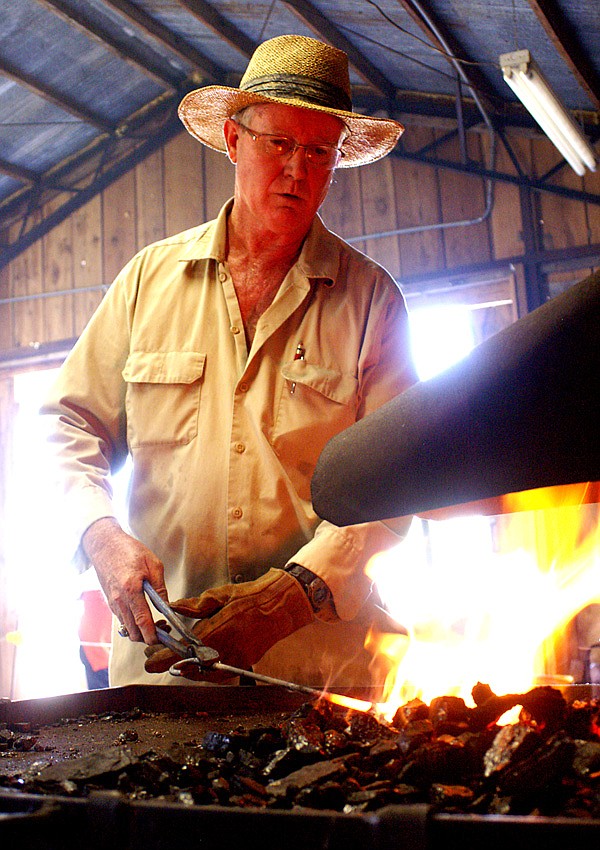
<box><xmin>283</xmin><ymin>145</ymin><xmax>309</xmax><ymax>176</ymax></box>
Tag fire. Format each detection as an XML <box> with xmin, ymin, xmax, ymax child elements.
<box><xmin>363</xmin><ymin>483</ymin><xmax>600</xmax><ymax>722</ymax></box>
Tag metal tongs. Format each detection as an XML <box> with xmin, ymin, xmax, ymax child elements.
<box><xmin>143</xmin><ymin>580</ymin><xmax>220</xmax><ymax>673</ymax></box>
<box><xmin>143</xmin><ymin>579</ymin><xmax>325</xmax><ymax>696</ymax></box>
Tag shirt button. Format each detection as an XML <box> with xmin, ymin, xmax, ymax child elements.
<box><xmin>233</xmin><ymin>574</ymin><xmax>244</xmax><ymax>584</ymax></box>
<box><xmin>230</xmin><ymin>325</ymin><xmax>240</xmax><ymax>335</ymax></box>
<box><xmin>234</xmin><ymin>442</ymin><xmax>246</xmax><ymax>454</ymax></box>
<box><xmin>238</xmin><ymin>382</ymin><xmax>249</xmax><ymax>393</ymax></box>
<box><xmin>232</xmin><ymin>507</ymin><xmax>243</xmax><ymax>519</ymax></box>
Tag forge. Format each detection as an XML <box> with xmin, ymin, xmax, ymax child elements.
<box><xmin>1</xmin><ymin>683</ymin><xmax>600</xmax><ymax>849</ymax></box>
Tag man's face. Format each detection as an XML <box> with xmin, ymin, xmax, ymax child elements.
<box><xmin>224</xmin><ymin>103</ymin><xmax>347</xmax><ymax>241</ymax></box>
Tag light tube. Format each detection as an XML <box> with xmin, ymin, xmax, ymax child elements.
<box><xmin>500</xmin><ymin>50</ymin><xmax>597</xmax><ymax>176</ymax></box>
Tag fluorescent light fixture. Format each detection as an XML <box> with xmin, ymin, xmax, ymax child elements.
<box><xmin>500</xmin><ymin>49</ymin><xmax>597</xmax><ymax>176</ymax></box>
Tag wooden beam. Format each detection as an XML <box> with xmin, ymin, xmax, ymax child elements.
<box><xmin>0</xmin><ymin>338</ymin><xmax>78</xmax><ymax>371</ymax></box>
<box><xmin>0</xmin><ymin>157</ymin><xmax>36</xmax><ymax>186</ymax></box>
<box><xmin>393</xmin><ymin>0</ymin><xmax>499</xmax><ymax>110</ymax></box>
<box><xmin>398</xmin><ymin>242</ymin><xmax>600</xmax><ymax>287</ymax></box>
<box><xmin>281</xmin><ymin>0</ymin><xmax>398</xmax><ymax>102</ymax></box>
<box><xmin>0</xmin><ymin>156</ymin><xmax>75</xmax><ymax>196</ymax></box>
<box><xmin>394</xmin><ymin>147</ymin><xmax>600</xmax><ymax>206</ymax></box>
<box><xmin>38</xmin><ymin>0</ymin><xmax>179</xmax><ymax>91</ymax></box>
<box><xmin>102</xmin><ymin>0</ymin><xmax>226</xmax><ymax>84</ymax></box>
<box><xmin>527</xmin><ymin>0</ymin><xmax>600</xmax><ymax>110</ymax></box>
<box><xmin>0</xmin><ymin>55</ymin><xmax>114</xmax><ymax>132</ymax></box>
<box><xmin>174</xmin><ymin>0</ymin><xmax>256</xmax><ymax>58</ymax></box>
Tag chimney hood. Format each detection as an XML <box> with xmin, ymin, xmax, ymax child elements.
<box><xmin>312</xmin><ymin>270</ymin><xmax>600</xmax><ymax>525</ymax></box>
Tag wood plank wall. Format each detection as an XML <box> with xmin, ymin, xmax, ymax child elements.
<box><xmin>1</xmin><ymin>123</ymin><xmax>599</xmax><ymax>357</ymax></box>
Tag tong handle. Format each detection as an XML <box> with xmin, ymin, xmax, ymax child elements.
<box><xmin>155</xmin><ymin>624</ymin><xmax>192</xmax><ymax>657</ymax></box>
<box><xmin>143</xmin><ymin>579</ymin><xmax>197</xmax><ymax>644</ymax></box>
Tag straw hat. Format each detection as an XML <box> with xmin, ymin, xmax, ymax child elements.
<box><xmin>178</xmin><ymin>34</ymin><xmax>404</xmax><ymax>168</ymax></box>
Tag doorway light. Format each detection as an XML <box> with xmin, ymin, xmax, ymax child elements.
<box><xmin>500</xmin><ymin>49</ymin><xmax>597</xmax><ymax>176</ymax></box>
<box><xmin>409</xmin><ymin>304</ymin><xmax>474</xmax><ymax>381</ymax></box>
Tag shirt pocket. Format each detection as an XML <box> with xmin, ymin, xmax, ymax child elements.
<box><xmin>123</xmin><ymin>351</ymin><xmax>206</xmax><ymax>447</ymax></box>
<box><xmin>273</xmin><ymin>361</ymin><xmax>359</xmax><ymax>500</ymax></box>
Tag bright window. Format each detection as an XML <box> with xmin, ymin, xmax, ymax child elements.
<box><xmin>6</xmin><ymin>369</ymin><xmax>89</xmax><ymax>698</ymax></box>
<box><xmin>409</xmin><ymin>304</ymin><xmax>475</xmax><ymax>380</ymax></box>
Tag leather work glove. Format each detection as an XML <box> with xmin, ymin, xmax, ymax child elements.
<box><xmin>144</xmin><ymin>568</ymin><xmax>314</xmax><ymax>681</ymax></box>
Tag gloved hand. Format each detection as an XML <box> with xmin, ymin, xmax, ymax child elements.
<box><xmin>144</xmin><ymin>568</ymin><xmax>314</xmax><ymax>680</ymax></box>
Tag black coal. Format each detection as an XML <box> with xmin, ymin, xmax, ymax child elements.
<box><xmin>3</xmin><ymin>685</ymin><xmax>600</xmax><ymax>819</ymax></box>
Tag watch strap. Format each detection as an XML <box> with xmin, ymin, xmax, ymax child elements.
<box><xmin>284</xmin><ymin>564</ymin><xmax>337</xmax><ymax>621</ymax></box>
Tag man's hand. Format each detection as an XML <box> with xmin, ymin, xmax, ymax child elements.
<box><xmin>144</xmin><ymin>569</ymin><xmax>314</xmax><ymax>680</ymax></box>
<box><xmin>83</xmin><ymin>517</ymin><xmax>168</xmax><ymax>644</ymax></box>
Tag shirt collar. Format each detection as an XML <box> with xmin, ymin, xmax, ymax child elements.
<box><xmin>178</xmin><ymin>199</ymin><xmax>232</xmax><ymax>264</ymax></box>
<box><xmin>178</xmin><ymin>199</ymin><xmax>340</xmax><ymax>287</ymax></box>
<box><xmin>297</xmin><ymin>215</ymin><xmax>339</xmax><ymax>287</ymax></box>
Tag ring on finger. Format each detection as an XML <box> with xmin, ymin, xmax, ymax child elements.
<box><xmin>118</xmin><ymin>624</ymin><xmax>130</xmax><ymax>638</ymax></box>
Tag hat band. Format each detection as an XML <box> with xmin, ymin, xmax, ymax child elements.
<box><xmin>241</xmin><ymin>73</ymin><xmax>352</xmax><ymax>113</ymax></box>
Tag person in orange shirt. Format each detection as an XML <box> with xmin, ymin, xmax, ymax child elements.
<box><xmin>78</xmin><ymin>588</ymin><xmax>112</xmax><ymax>689</ymax></box>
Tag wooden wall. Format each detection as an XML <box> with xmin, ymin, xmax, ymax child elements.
<box><xmin>0</xmin><ymin>122</ymin><xmax>599</xmax><ymax>357</ymax></box>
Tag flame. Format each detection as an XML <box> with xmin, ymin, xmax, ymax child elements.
<box><xmin>363</xmin><ymin>483</ymin><xmax>600</xmax><ymax>722</ymax></box>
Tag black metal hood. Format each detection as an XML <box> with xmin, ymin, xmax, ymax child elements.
<box><xmin>311</xmin><ymin>269</ymin><xmax>600</xmax><ymax>525</ymax></box>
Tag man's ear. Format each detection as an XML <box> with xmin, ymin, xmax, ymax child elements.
<box><xmin>223</xmin><ymin>118</ymin><xmax>239</xmax><ymax>164</ymax></box>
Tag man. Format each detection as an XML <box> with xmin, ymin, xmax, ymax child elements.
<box><xmin>42</xmin><ymin>34</ymin><xmax>417</xmax><ymax>689</ymax></box>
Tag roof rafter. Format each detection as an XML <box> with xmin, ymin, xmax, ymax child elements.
<box><xmin>392</xmin><ymin>0</ymin><xmax>499</xmax><ymax>114</ymax></box>
<box><xmin>394</xmin><ymin>145</ymin><xmax>600</xmax><ymax>206</ymax></box>
<box><xmin>0</xmin><ymin>100</ymin><xmax>183</xmax><ymax>271</ymax></box>
<box><xmin>0</xmin><ymin>91</ymin><xmax>183</xmax><ymax>236</ymax></box>
<box><xmin>37</xmin><ymin>0</ymin><xmax>181</xmax><ymax>91</ymax></box>
<box><xmin>526</xmin><ymin>0</ymin><xmax>600</xmax><ymax>110</ymax></box>
<box><xmin>0</xmin><ymin>157</ymin><xmax>37</xmax><ymax>185</ymax></box>
<box><xmin>173</xmin><ymin>0</ymin><xmax>256</xmax><ymax>59</ymax></box>
<box><xmin>101</xmin><ymin>0</ymin><xmax>226</xmax><ymax>84</ymax></box>
<box><xmin>0</xmin><ymin>54</ymin><xmax>114</xmax><ymax>132</ymax></box>
<box><xmin>281</xmin><ymin>0</ymin><xmax>398</xmax><ymax>103</ymax></box>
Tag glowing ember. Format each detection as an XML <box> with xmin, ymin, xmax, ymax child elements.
<box><xmin>363</xmin><ymin>484</ymin><xmax>600</xmax><ymax>722</ymax></box>
<box><xmin>322</xmin><ymin>691</ymin><xmax>376</xmax><ymax>713</ymax></box>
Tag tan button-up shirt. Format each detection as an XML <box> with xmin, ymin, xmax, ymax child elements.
<box><xmin>43</xmin><ymin>200</ymin><xmax>417</xmax><ymax>687</ymax></box>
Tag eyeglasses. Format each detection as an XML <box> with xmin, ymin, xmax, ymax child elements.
<box><xmin>234</xmin><ymin>121</ymin><xmax>344</xmax><ymax>170</ymax></box>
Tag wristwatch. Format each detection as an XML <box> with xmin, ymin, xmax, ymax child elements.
<box><xmin>284</xmin><ymin>563</ymin><xmax>337</xmax><ymax>621</ymax></box>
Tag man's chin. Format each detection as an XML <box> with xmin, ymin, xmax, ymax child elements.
<box><xmin>269</xmin><ymin>205</ymin><xmax>312</xmax><ymax>234</ymax></box>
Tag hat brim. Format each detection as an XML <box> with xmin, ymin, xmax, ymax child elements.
<box><xmin>178</xmin><ymin>86</ymin><xmax>404</xmax><ymax>168</ymax></box>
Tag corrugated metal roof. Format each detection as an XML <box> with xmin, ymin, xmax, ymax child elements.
<box><xmin>1</xmin><ymin>0</ymin><xmax>598</xmax><ymax>260</ymax></box>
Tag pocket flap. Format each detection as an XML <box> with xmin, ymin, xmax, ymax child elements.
<box><xmin>281</xmin><ymin>361</ymin><xmax>357</xmax><ymax>404</ymax></box>
<box><xmin>123</xmin><ymin>351</ymin><xmax>206</xmax><ymax>385</ymax></box>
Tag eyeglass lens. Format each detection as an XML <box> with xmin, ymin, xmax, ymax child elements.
<box><xmin>238</xmin><ymin>123</ymin><xmax>341</xmax><ymax>169</ymax></box>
